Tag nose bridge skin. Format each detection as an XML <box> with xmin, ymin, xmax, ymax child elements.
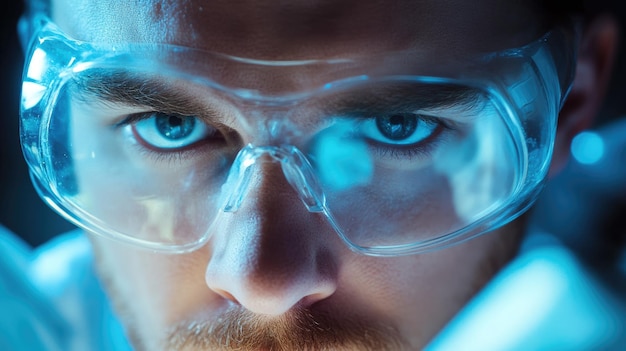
<box><xmin>221</xmin><ymin>145</ymin><xmax>326</xmax><ymax>214</ymax></box>
<box><xmin>205</xmin><ymin>158</ymin><xmax>339</xmax><ymax>316</ymax></box>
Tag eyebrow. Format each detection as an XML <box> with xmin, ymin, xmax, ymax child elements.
<box><xmin>321</xmin><ymin>82</ymin><xmax>486</xmax><ymax>117</ymax></box>
<box><xmin>70</xmin><ymin>69</ymin><xmax>486</xmax><ymax>121</ymax></box>
<box><xmin>70</xmin><ymin>69</ymin><xmax>211</xmax><ymax>118</ymax></box>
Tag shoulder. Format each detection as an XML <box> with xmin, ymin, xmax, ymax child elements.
<box><xmin>0</xmin><ymin>225</ymin><xmax>70</xmax><ymax>350</ymax></box>
<box><xmin>29</xmin><ymin>229</ymin><xmax>94</xmax><ymax>298</ymax></box>
<box><xmin>427</xmin><ymin>239</ymin><xmax>626</xmax><ymax>350</ymax></box>
<box><xmin>0</xmin><ymin>226</ymin><xmax>132</xmax><ymax>351</ymax></box>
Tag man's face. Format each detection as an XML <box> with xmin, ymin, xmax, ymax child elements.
<box><xmin>51</xmin><ymin>0</ymin><xmax>540</xmax><ymax>349</ymax></box>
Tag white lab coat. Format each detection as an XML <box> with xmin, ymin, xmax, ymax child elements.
<box><xmin>0</xmin><ymin>225</ymin><xmax>131</xmax><ymax>351</ymax></box>
<box><xmin>2</xmin><ymin>225</ymin><xmax>624</xmax><ymax>350</ymax></box>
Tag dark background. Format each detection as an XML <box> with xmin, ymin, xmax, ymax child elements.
<box><xmin>1</xmin><ymin>1</ymin><xmax>625</xmax><ymax>247</ymax></box>
<box><xmin>1</xmin><ymin>1</ymin><xmax>76</xmax><ymax>247</ymax></box>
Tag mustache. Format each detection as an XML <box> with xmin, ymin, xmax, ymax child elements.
<box><xmin>165</xmin><ymin>305</ymin><xmax>405</xmax><ymax>350</ymax></box>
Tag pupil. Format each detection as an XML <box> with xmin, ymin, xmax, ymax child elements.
<box><xmin>376</xmin><ymin>114</ymin><xmax>417</xmax><ymax>140</ymax></box>
<box><xmin>169</xmin><ymin>116</ymin><xmax>182</xmax><ymax>127</ymax></box>
<box><xmin>155</xmin><ymin>113</ymin><xmax>195</xmax><ymax>140</ymax></box>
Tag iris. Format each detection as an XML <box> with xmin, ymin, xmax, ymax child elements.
<box><xmin>155</xmin><ymin>114</ymin><xmax>196</xmax><ymax>140</ymax></box>
<box><xmin>375</xmin><ymin>114</ymin><xmax>418</xmax><ymax>141</ymax></box>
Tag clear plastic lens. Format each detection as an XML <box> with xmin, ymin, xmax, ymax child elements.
<box><xmin>131</xmin><ymin>113</ymin><xmax>214</xmax><ymax>150</ymax></box>
<box><xmin>20</xmin><ymin>20</ymin><xmax>578</xmax><ymax>254</ymax></box>
<box><xmin>360</xmin><ymin>113</ymin><xmax>439</xmax><ymax>146</ymax></box>
<box><xmin>311</xmin><ymin>97</ymin><xmax>519</xmax><ymax>249</ymax></box>
<box><xmin>43</xmin><ymin>72</ymin><xmax>519</xmax><ymax>251</ymax></box>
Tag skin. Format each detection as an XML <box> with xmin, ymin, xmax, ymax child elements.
<box><xmin>48</xmin><ymin>0</ymin><xmax>618</xmax><ymax>349</ymax></box>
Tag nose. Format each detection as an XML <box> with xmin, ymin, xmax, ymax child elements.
<box><xmin>205</xmin><ymin>158</ymin><xmax>338</xmax><ymax>316</ymax></box>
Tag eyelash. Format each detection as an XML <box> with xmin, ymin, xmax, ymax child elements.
<box><xmin>130</xmin><ymin>138</ymin><xmax>208</xmax><ymax>163</ymax></box>
<box><xmin>356</xmin><ymin>113</ymin><xmax>459</xmax><ymax>159</ymax></box>
<box><xmin>114</xmin><ymin>111</ymin><xmax>163</xmax><ymax>128</ymax></box>
<box><xmin>366</xmin><ymin>123</ymin><xmax>448</xmax><ymax>159</ymax></box>
<box><xmin>114</xmin><ymin>111</ymin><xmax>218</xmax><ymax>163</ymax></box>
<box><xmin>113</xmin><ymin>108</ymin><xmax>461</xmax><ymax>166</ymax></box>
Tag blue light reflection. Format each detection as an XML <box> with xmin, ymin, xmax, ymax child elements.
<box><xmin>571</xmin><ymin>131</ymin><xmax>605</xmax><ymax>165</ymax></box>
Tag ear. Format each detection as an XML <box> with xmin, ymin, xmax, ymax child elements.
<box><xmin>549</xmin><ymin>15</ymin><xmax>619</xmax><ymax>177</ymax></box>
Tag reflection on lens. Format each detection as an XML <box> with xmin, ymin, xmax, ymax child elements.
<box><xmin>45</xmin><ymin>69</ymin><xmax>523</xmax><ymax>252</ymax></box>
<box><xmin>376</xmin><ymin>114</ymin><xmax>418</xmax><ymax>140</ymax></box>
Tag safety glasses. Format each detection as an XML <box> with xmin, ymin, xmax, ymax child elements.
<box><xmin>20</xmin><ymin>15</ymin><xmax>579</xmax><ymax>255</ymax></box>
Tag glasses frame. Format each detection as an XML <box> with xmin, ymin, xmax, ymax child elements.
<box><xmin>19</xmin><ymin>13</ymin><xmax>581</xmax><ymax>256</ymax></box>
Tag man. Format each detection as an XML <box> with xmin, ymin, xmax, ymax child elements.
<box><xmin>7</xmin><ymin>0</ymin><xmax>619</xmax><ymax>349</ymax></box>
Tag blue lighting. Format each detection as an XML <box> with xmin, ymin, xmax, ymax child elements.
<box><xmin>424</xmin><ymin>246</ymin><xmax>625</xmax><ymax>350</ymax></box>
<box><xmin>571</xmin><ymin>131</ymin><xmax>605</xmax><ymax>165</ymax></box>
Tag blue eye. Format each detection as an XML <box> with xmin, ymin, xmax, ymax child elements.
<box><xmin>361</xmin><ymin>113</ymin><xmax>439</xmax><ymax>146</ymax></box>
<box><xmin>131</xmin><ymin>112</ymin><xmax>215</xmax><ymax>150</ymax></box>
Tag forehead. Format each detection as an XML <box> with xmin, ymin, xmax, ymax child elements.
<box><xmin>51</xmin><ymin>0</ymin><xmax>543</xmax><ymax>60</ymax></box>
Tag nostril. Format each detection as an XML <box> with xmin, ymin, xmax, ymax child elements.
<box><xmin>299</xmin><ymin>289</ymin><xmax>336</xmax><ymax>308</ymax></box>
<box><xmin>212</xmin><ymin>287</ymin><xmax>240</xmax><ymax>305</ymax></box>
<box><xmin>205</xmin><ymin>253</ymin><xmax>338</xmax><ymax>315</ymax></box>
<box><xmin>204</xmin><ymin>158</ymin><xmax>340</xmax><ymax>316</ymax></box>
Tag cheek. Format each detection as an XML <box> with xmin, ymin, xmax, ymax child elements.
<box><xmin>327</xmin><ymin>168</ymin><xmax>458</xmax><ymax>237</ymax></box>
<box><xmin>69</xmin><ymin>107</ymin><xmax>221</xmax><ymax>247</ymax></box>
<box><xmin>341</xmin><ymin>229</ymin><xmax>514</xmax><ymax>346</ymax></box>
<box><xmin>92</xmin><ymin>238</ymin><xmax>216</xmax><ymax>333</ymax></box>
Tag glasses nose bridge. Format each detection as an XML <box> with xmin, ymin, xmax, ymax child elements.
<box><xmin>237</xmin><ymin>97</ymin><xmax>307</xmax><ymax>145</ymax></box>
<box><xmin>221</xmin><ymin>144</ymin><xmax>326</xmax><ymax>215</ymax></box>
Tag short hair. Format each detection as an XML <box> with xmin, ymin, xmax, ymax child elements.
<box><xmin>536</xmin><ymin>0</ymin><xmax>585</xmax><ymax>22</ymax></box>
<box><xmin>25</xmin><ymin>0</ymin><xmax>586</xmax><ymax>25</ymax></box>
